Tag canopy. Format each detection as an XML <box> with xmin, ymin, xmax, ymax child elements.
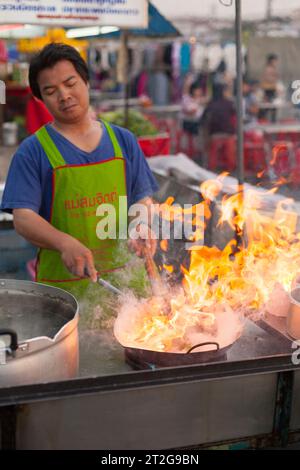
<box><xmin>84</xmin><ymin>2</ymin><xmax>181</xmax><ymax>40</ymax></box>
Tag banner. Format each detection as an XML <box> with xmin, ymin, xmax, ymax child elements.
<box><xmin>0</xmin><ymin>0</ymin><xmax>148</xmax><ymax>27</ymax></box>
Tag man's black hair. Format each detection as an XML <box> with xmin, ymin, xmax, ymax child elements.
<box><xmin>29</xmin><ymin>42</ymin><xmax>89</xmax><ymax>100</ymax></box>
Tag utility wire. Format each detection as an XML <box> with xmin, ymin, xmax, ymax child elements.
<box><xmin>218</xmin><ymin>0</ymin><xmax>233</xmax><ymax>6</ymax></box>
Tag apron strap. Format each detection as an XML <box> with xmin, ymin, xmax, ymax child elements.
<box><xmin>101</xmin><ymin>120</ymin><xmax>124</xmax><ymax>159</ymax></box>
<box><xmin>36</xmin><ymin>121</ymin><xmax>124</xmax><ymax>168</ymax></box>
<box><xmin>35</xmin><ymin>126</ymin><xmax>66</xmax><ymax>169</ymax></box>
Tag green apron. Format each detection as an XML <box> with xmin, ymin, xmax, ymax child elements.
<box><xmin>34</xmin><ymin>122</ymin><xmax>149</xmax><ymax>328</ymax></box>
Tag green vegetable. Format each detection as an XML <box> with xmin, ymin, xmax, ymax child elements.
<box><xmin>99</xmin><ymin>109</ymin><xmax>159</xmax><ymax>137</ymax></box>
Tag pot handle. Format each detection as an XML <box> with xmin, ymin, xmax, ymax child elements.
<box><xmin>0</xmin><ymin>329</ymin><xmax>18</xmax><ymax>353</ymax></box>
<box><xmin>186</xmin><ymin>341</ymin><xmax>220</xmax><ymax>354</ymax></box>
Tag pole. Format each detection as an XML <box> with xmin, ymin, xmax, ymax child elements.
<box><xmin>235</xmin><ymin>0</ymin><xmax>244</xmax><ymax>186</ymax></box>
<box><xmin>121</xmin><ymin>30</ymin><xmax>130</xmax><ymax>129</ymax></box>
<box><xmin>0</xmin><ymin>105</ymin><xmax>3</xmax><ymax>145</ymax></box>
<box><xmin>266</xmin><ymin>0</ymin><xmax>273</xmax><ymax>20</ymax></box>
<box><xmin>0</xmin><ymin>80</ymin><xmax>5</xmax><ymax>145</ymax></box>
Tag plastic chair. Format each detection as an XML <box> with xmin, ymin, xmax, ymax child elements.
<box><xmin>244</xmin><ymin>131</ymin><xmax>268</xmax><ymax>172</ymax></box>
<box><xmin>268</xmin><ymin>141</ymin><xmax>295</xmax><ymax>178</ymax></box>
<box><xmin>208</xmin><ymin>134</ymin><xmax>236</xmax><ymax>171</ymax></box>
<box><xmin>175</xmin><ymin>126</ymin><xmax>203</xmax><ymax>160</ymax></box>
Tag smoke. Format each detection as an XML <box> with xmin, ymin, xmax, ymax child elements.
<box><xmin>114</xmin><ymin>287</ymin><xmax>245</xmax><ymax>353</ymax></box>
<box><xmin>78</xmin><ymin>246</ymin><xmax>152</xmax><ymax>332</ymax></box>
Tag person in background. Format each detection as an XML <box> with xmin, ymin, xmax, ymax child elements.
<box><xmin>212</xmin><ymin>59</ymin><xmax>234</xmax><ymax>98</ymax></box>
<box><xmin>181</xmin><ymin>82</ymin><xmax>206</xmax><ymax>136</ymax></box>
<box><xmin>242</xmin><ymin>80</ymin><xmax>260</xmax><ymax>126</ymax></box>
<box><xmin>196</xmin><ymin>57</ymin><xmax>210</xmax><ymax>97</ymax></box>
<box><xmin>260</xmin><ymin>53</ymin><xmax>279</xmax><ymax>122</ymax></box>
<box><xmin>201</xmin><ymin>84</ymin><xmax>236</xmax><ymax>169</ymax></box>
<box><xmin>202</xmin><ymin>84</ymin><xmax>236</xmax><ymax>138</ymax></box>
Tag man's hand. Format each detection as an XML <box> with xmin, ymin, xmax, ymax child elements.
<box><xmin>128</xmin><ymin>197</ymin><xmax>157</xmax><ymax>257</ymax></box>
<box><xmin>59</xmin><ymin>237</ymin><xmax>97</xmax><ymax>282</ymax></box>
<box><xmin>128</xmin><ymin>224</ymin><xmax>157</xmax><ymax>257</ymax></box>
<box><xmin>13</xmin><ymin>209</ymin><xmax>97</xmax><ymax>282</ymax></box>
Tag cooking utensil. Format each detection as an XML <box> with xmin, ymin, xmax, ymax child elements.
<box><xmin>97</xmin><ymin>276</ymin><xmax>124</xmax><ymax>295</ymax></box>
<box><xmin>84</xmin><ymin>269</ymin><xmax>123</xmax><ymax>296</ymax></box>
<box><xmin>0</xmin><ymin>279</ymin><xmax>79</xmax><ymax>387</ymax></box>
<box><xmin>97</xmin><ymin>276</ymin><xmax>123</xmax><ymax>296</ymax></box>
<box><xmin>124</xmin><ymin>341</ymin><xmax>233</xmax><ymax>369</ymax></box>
<box><xmin>143</xmin><ymin>244</ymin><xmax>171</xmax><ymax>317</ymax></box>
<box><xmin>143</xmin><ymin>244</ymin><xmax>167</xmax><ymax>297</ymax></box>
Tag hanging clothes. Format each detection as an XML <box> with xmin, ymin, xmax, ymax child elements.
<box><xmin>207</xmin><ymin>44</ymin><xmax>223</xmax><ymax>72</ymax></box>
<box><xmin>101</xmin><ymin>48</ymin><xmax>110</xmax><ymax>71</ymax></box>
<box><xmin>180</xmin><ymin>42</ymin><xmax>191</xmax><ymax>75</ymax></box>
<box><xmin>148</xmin><ymin>71</ymin><xmax>169</xmax><ymax>105</ymax></box>
<box><xmin>131</xmin><ymin>45</ymin><xmax>143</xmax><ymax>79</ymax></box>
<box><xmin>192</xmin><ymin>43</ymin><xmax>206</xmax><ymax>72</ymax></box>
<box><xmin>137</xmin><ymin>71</ymin><xmax>148</xmax><ymax>97</ymax></box>
<box><xmin>172</xmin><ymin>41</ymin><xmax>182</xmax><ymax>102</ymax></box>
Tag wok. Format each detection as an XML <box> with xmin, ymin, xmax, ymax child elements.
<box><xmin>124</xmin><ymin>341</ymin><xmax>233</xmax><ymax>369</ymax></box>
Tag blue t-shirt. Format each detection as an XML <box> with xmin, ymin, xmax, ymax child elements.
<box><xmin>0</xmin><ymin>122</ymin><xmax>158</xmax><ymax>221</ymax></box>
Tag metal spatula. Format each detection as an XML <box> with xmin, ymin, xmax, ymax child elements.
<box><xmin>84</xmin><ymin>268</ymin><xmax>123</xmax><ymax>296</ymax></box>
<box><xmin>97</xmin><ymin>276</ymin><xmax>123</xmax><ymax>296</ymax></box>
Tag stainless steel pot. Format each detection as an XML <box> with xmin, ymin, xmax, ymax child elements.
<box><xmin>287</xmin><ymin>287</ymin><xmax>300</xmax><ymax>340</ymax></box>
<box><xmin>0</xmin><ymin>279</ymin><xmax>79</xmax><ymax>387</ymax></box>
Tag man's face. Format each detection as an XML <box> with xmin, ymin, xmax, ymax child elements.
<box><xmin>37</xmin><ymin>60</ymin><xmax>89</xmax><ymax>124</ymax></box>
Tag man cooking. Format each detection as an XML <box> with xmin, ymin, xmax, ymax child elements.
<box><xmin>0</xmin><ymin>43</ymin><xmax>158</xmax><ymax>304</ymax></box>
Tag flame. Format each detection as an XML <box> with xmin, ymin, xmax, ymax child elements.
<box><xmin>160</xmin><ymin>240</ymin><xmax>168</xmax><ymax>251</ymax></box>
<box><xmin>257</xmin><ymin>169</ymin><xmax>265</xmax><ymax>178</ymax></box>
<box><xmin>270</xmin><ymin>143</ymin><xmax>288</xmax><ymax>167</ymax></box>
<box><xmin>200</xmin><ymin>178</ymin><xmax>222</xmax><ymax>201</ymax></box>
<box><xmin>163</xmin><ymin>264</ymin><xmax>174</xmax><ymax>273</ymax></box>
<box><xmin>116</xmin><ymin>175</ymin><xmax>300</xmax><ymax>354</ymax></box>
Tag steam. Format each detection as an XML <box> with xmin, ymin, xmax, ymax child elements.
<box><xmin>114</xmin><ymin>289</ymin><xmax>244</xmax><ymax>353</ymax></box>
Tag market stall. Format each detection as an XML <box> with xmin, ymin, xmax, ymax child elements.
<box><xmin>1</xmin><ymin>151</ymin><xmax>300</xmax><ymax>449</ymax></box>
<box><xmin>1</xmin><ymin>0</ymin><xmax>300</xmax><ymax>453</ymax></box>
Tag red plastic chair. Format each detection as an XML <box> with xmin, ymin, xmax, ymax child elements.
<box><xmin>244</xmin><ymin>130</ymin><xmax>267</xmax><ymax>172</ymax></box>
<box><xmin>269</xmin><ymin>141</ymin><xmax>295</xmax><ymax>177</ymax></box>
<box><xmin>208</xmin><ymin>134</ymin><xmax>236</xmax><ymax>171</ymax></box>
<box><xmin>175</xmin><ymin>128</ymin><xmax>200</xmax><ymax>159</ymax></box>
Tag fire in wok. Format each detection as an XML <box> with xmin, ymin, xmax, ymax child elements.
<box><xmin>115</xmin><ymin>172</ymin><xmax>300</xmax><ymax>360</ymax></box>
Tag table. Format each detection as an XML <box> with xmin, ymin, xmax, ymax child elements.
<box><xmin>258</xmin><ymin>102</ymin><xmax>297</xmax><ymax>122</ymax></box>
<box><xmin>257</xmin><ymin>123</ymin><xmax>300</xmax><ymax>135</ymax></box>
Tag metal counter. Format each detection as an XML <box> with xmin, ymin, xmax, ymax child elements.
<box><xmin>1</xmin><ymin>166</ymin><xmax>300</xmax><ymax>449</ymax></box>
<box><xmin>0</xmin><ymin>316</ymin><xmax>300</xmax><ymax>449</ymax></box>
